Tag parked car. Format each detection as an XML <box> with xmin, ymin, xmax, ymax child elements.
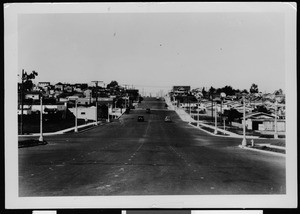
<box><xmin>164</xmin><ymin>116</ymin><xmax>172</xmax><ymax>122</ymax></box>
<box><xmin>146</xmin><ymin>108</ymin><xmax>151</xmax><ymax>114</ymax></box>
<box><xmin>137</xmin><ymin>115</ymin><xmax>145</xmax><ymax>122</ymax></box>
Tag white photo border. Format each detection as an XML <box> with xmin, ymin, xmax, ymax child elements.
<box><xmin>4</xmin><ymin>2</ymin><xmax>297</xmax><ymax>209</ymax></box>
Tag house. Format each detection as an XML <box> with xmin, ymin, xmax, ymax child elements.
<box><xmin>73</xmin><ymin>83</ymin><xmax>87</xmax><ymax>93</ymax></box>
<box><xmin>67</xmin><ymin>95</ymin><xmax>83</xmax><ymax>101</ymax></box>
<box><xmin>38</xmin><ymin>82</ymin><xmax>51</xmax><ymax>89</ymax></box>
<box><xmin>24</xmin><ymin>91</ymin><xmax>41</xmax><ymax>100</ymax></box>
<box><xmin>74</xmin><ymin>86</ymin><xmax>82</xmax><ymax>93</ymax></box>
<box><xmin>17</xmin><ymin>107</ymin><xmax>32</xmax><ymax>115</ymax></box>
<box><xmin>64</xmin><ymin>84</ymin><xmax>74</xmax><ymax>93</ymax></box>
<box><xmin>97</xmin><ymin>97</ymin><xmax>114</xmax><ymax>105</ymax></box>
<box><xmin>75</xmin><ymin>83</ymin><xmax>88</xmax><ymax>90</ymax></box>
<box><xmin>263</xmin><ymin>119</ymin><xmax>286</xmax><ymax>132</ymax></box>
<box><xmin>243</xmin><ymin>112</ymin><xmax>285</xmax><ymax>131</ymax></box>
<box><xmin>55</xmin><ymin>82</ymin><xmax>64</xmax><ymax>91</ymax></box>
<box><xmin>29</xmin><ymin>103</ymin><xmax>67</xmax><ymax>113</ymax></box>
<box><xmin>83</xmin><ymin>89</ymin><xmax>92</xmax><ymax>98</ymax></box>
<box><xmin>37</xmin><ymin>82</ymin><xmax>51</xmax><ymax>93</ymax></box>
<box><xmin>77</xmin><ymin>97</ymin><xmax>92</xmax><ymax>106</ymax></box>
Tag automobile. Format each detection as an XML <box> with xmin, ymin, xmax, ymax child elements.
<box><xmin>137</xmin><ymin>115</ymin><xmax>145</xmax><ymax>122</ymax></box>
<box><xmin>164</xmin><ymin>116</ymin><xmax>172</xmax><ymax>122</ymax></box>
<box><xmin>146</xmin><ymin>108</ymin><xmax>151</xmax><ymax>113</ymax></box>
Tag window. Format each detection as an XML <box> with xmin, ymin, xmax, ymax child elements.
<box><xmin>81</xmin><ymin>112</ymin><xmax>86</xmax><ymax>115</ymax></box>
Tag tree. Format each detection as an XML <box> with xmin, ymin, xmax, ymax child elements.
<box><xmin>223</xmin><ymin>108</ymin><xmax>243</xmax><ymax>125</ymax></box>
<box><xmin>274</xmin><ymin>89</ymin><xmax>283</xmax><ymax>95</ymax></box>
<box><xmin>223</xmin><ymin>85</ymin><xmax>234</xmax><ymax>96</ymax></box>
<box><xmin>107</xmin><ymin>80</ymin><xmax>119</xmax><ymax>89</ymax></box>
<box><xmin>241</xmin><ymin>89</ymin><xmax>249</xmax><ymax>94</ymax></box>
<box><xmin>234</xmin><ymin>88</ymin><xmax>241</xmax><ymax>94</ymax></box>
<box><xmin>216</xmin><ymin>87</ymin><xmax>222</xmax><ymax>95</ymax></box>
<box><xmin>254</xmin><ymin>105</ymin><xmax>270</xmax><ymax>114</ymax></box>
<box><xmin>250</xmin><ymin>83</ymin><xmax>258</xmax><ymax>94</ymax></box>
<box><xmin>22</xmin><ymin>70</ymin><xmax>38</xmax><ymax>92</ymax></box>
<box><xmin>201</xmin><ymin>87</ymin><xmax>207</xmax><ymax>98</ymax></box>
<box><xmin>209</xmin><ymin>86</ymin><xmax>216</xmax><ymax>96</ymax></box>
<box><xmin>138</xmin><ymin>96</ymin><xmax>144</xmax><ymax>103</ymax></box>
<box><xmin>99</xmin><ymin>104</ymin><xmax>109</xmax><ymax>119</ymax></box>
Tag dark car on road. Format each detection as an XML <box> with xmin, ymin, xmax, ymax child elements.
<box><xmin>146</xmin><ymin>108</ymin><xmax>151</xmax><ymax>114</ymax></box>
<box><xmin>137</xmin><ymin>116</ymin><xmax>145</xmax><ymax>122</ymax></box>
<box><xmin>164</xmin><ymin>116</ymin><xmax>172</xmax><ymax>122</ymax></box>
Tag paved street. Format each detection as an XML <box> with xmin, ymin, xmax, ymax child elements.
<box><xmin>19</xmin><ymin>97</ymin><xmax>286</xmax><ymax>196</ymax></box>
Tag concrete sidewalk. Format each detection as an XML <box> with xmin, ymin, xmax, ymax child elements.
<box><xmin>18</xmin><ymin>121</ymin><xmax>101</xmax><ymax>137</ymax></box>
<box><xmin>165</xmin><ymin>96</ymin><xmax>260</xmax><ymax>139</ymax></box>
<box><xmin>165</xmin><ymin>96</ymin><xmax>285</xmax><ymax>156</ymax></box>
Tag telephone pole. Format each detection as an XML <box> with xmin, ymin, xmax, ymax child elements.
<box><xmin>75</xmin><ymin>99</ymin><xmax>78</xmax><ymax>132</ymax></box>
<box><xmin>39</xmin><ymin>96</ymin><xmax>43</xmax><ymax>142</ymax></box>
<box><xmin>274</xmin><ymin>100</ymin><xmax>278</xmax><ymax>139</ymax></box>
<box><xmin>91</xmin><ymin>81</ymin><xmax>103</xmax><ymax>124</ymax></box>
<box><xmin>241</xmin><ymin>96</ymin><xmax>247</xmax><ymax>146</ymax></box>
<box><xmin>214</xmin><ymin>100</ymin><xmax>218</xmax><ymax>135</ymax></box>
<box><xmin>20</xmin><ymin>69</ymin><xmax>24</xmax><ymax>135</ymax></box>
<box><xmin>211</xmin><ymin>94</ymin><xmax>214</xmax><ymax>122</ymax></box>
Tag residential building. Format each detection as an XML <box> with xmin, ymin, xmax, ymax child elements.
<box><xmin>83</xmin><ymin>89</ymin><xmax>92</xmax><ymax>98</ymax></box>
<box><xmin>37</xmin><ymin>82</ymin><xmax>51</xmax><ymax>94</ymax></box>
<box><xmin>38</xmin><ymin>82</ymin><xmax>50</xmax><ymax>89</ymax></box>
<box><xmin>243</xmin><ymin>112</ymin><xmax>285</xmax><ymax>132</ymax></box>
<box><xmin>77</xmin><ymin>97</ymin><xmax>92</xmax><ymax>106</ymax></box>
<box><xmin>24</xmin><ymin>91</ymin><xmax>41</xmax><ymax>100</ymax></box>
<box><xmin>54</xmin><ymin>82</ymin><xmax>64</xmax><ymax>91</ymax></box>
<box><xmin>64</xmin><ymin>84</ymin><xmax>74</xmax><ymax>93</ymax></box>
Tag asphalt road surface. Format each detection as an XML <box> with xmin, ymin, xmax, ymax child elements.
<box><xmin>19</xmin><ymin>97</ymin><xmax>286</xmax><ymax>196</ymax></box>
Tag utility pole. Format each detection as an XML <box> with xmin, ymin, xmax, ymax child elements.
<box><xmin>197</xmin><ymin>99</ymin><xmax>200</xmax><ymax>127</ymax></box>
<box><xmin>114</xmin><ymin>100</ymin><xmax>117</xmax><ymax>119</ymax></box>
<box><xmin>274</xmin><ymin>100</ymin><xmax>278</xmax><ymax>139</ymax></box>
<box><xmin>20</xmin><ymin>69</ymin><xmax>24</xmax><ymax>135</ymax></box>
<box><xmin>75</xmin><ymin>99</ymin><xmax>78</xmax><ymax>132</ymax></box>
<box><xmin>92</xmin><ymin>81</ymin><xmax>103</xmax><ymax>125</ymax></box>
<box><xmin>241</xmin><ymin>96</ymin><xmax>247</xmax><ymax>146</ymax></box>
<box><xmin>211</xmin><ymin>94</ymin><xmax>214</xmax><ymax>122</ymax></box>
<box><xmin>214</xmin><ymin>100</ymin><xmax>218</xmax><ymax>135</ymax></box>
<box><xmin>220</xmin><ymin>92</ymin><xmax>226</xmax><ymax>125</ymax></box>
<box><xmin>107</xmin><ymin>104</ymin><xmax>110</xmax><ymax>122</ymax></box>
<box><xmin>39</xmin><ymin>96</ymin><xmax>43</xmax><ymax>142</ymax></box>
<box><xmin>189</xmin><ymin>99</ymin><xmax>191</xmax><ymax>124</ymax></box>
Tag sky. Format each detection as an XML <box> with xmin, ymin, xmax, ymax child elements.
<box><xmin>18</xmin><ymin>8</ymin><xmax>286</xmax><ymax>95</ymax></box>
